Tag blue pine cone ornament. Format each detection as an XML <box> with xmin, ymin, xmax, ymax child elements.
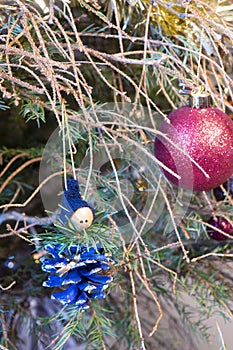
<box><xmin>40</xmin><ymin>243</ymin><xmax>114</xmax><ymax>309</ymax></box>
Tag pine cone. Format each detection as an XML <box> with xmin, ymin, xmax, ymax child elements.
<box><xmin>41</xmin><ymin>244</ymin><xmax>114</xmax><ymax>309</ymax></box>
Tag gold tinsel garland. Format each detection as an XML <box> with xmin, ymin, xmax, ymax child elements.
<box><xmin>67</xmin><ymin>0</ymin><xmax>233</xmax><ymax>38</ymax></box>
<box><xmin>140</xmin><ymin>0</ymin><xmax>233</xmax><ymax>35</ymax></box>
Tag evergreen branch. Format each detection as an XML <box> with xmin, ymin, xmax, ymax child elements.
<box><xmin>0</xmin><ymin>171</ymin><xmax>62</xmax><ymax>210</ymax></box>
<box><xmin>47</xmin><ymin>311</ymin><xmax>84</xmax><ymax>350</ymax></box>
<box><xmin>0</xmin><ymin>281</ymin><xmax>16</xmax><ymax>291</ymax></box>
<box><xmin>6</xmin><ymin>224</ymin><xmax>34</xmax><ymax>244</ymax></box>
<box><xmin>216</xmin><ymin>322</ymin><xmax>227</xmax><ymax>350</ymax></box>
<box><xmin>191</xmin><ymin>252</ymin><xmax>233</xmax><ymax>263</ymax></box>
<box><xmin>0</xmin><ymin>156</ymin><xmax>42</xmax><ymax>194</ymax></box>
<box><xmin>0</xmin><ymin>1</ymin><xmax>233</xmax><ymax>349</ymax></box>
<box><xmin>0</xmin><ymin>312</ymin><xmax>19</xmax><ymax>350</ymax></box>
<box><xmin>88</xmin><ymin>303</ymin><xmax>108</xmax><ymax>350</ymax></box>
<box><xmin>124</xmin><ymin>251</ymin><xmax>146</xmax><ymax>350</ymax></box>
<box><xmin>0</xmin><ymin>152</ymin><xmax>29</xmax><ymax>177</ymax></box>
<box><xmin>135</xmin><ymin>242</ymin><xmax>163</xmax><ymax>337</ymax></box>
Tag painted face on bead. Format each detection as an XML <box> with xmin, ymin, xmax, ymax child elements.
<box><xmin>69</xmin><ymin>207</ymin><xmax>94</xmax><ymax>229</ymax></box>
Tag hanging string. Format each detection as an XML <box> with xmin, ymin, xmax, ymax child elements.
<box><xmin>196</xmin><ymin>26</ymin><xmax>205</xmax><ymax>84</ymax></box>
<box><xmin>61</xmin><ymin>99</ymin><xmax>77</xmax><ymax>191</ymax></box>
<box><xmin>61</xmin><ymin>100</ymin><xmax>68</xmax><ymax>191</ymax></box>
<box><xmin>180</xmin><ymin>4</ymin><xmax>205</xmax><ymax>92</ymax></box>
<box><xmin>184</xmin><ymin>4</ymin><xmax>194</xmax><ymax>85</ymax></box>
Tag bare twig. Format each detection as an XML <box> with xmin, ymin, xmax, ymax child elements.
<box><xmin>0</xmin><ymin>281</ymin><xmax>16</xmax><ymax>291</ymax></box>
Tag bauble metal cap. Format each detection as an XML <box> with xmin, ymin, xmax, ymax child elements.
<box><xmin>189</xmin><ymin>87</ymin><xmax>211</xmax><ymax>108</ymax></box>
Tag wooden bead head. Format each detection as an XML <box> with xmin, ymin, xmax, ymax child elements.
<box><xmin>70</xmin><ymin>206</ymin><xmax>94</xmax><ymax>229</ymax></box>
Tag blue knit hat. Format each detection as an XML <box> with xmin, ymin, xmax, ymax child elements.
<box><xmin>59</xmin><ymin>178</ymin><xmax>95</xmax><ymax>229</ymax></box>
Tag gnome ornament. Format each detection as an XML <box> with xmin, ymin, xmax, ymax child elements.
<box><xmin>154</xmin><ymin>87</ymin><xmax>233</xmax><ymax>191</ymax></box>
<box><xmin>59</xmin><ymin>178</ymin><xmax>95</xmax><ymax>229</ymax></box>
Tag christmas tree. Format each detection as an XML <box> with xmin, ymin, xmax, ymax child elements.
<box><xmin>0</xmin><ymin>1</ymin><xmax>233</xmax><ymax>349</ymax></box>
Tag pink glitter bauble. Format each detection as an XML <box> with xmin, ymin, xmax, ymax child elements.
<box><xmin>154</xmin><ymin>106</ymin><xmax>233</xmax><ymax>191</ymax></box>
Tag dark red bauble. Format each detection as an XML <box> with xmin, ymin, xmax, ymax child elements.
<box><xmin>207</xmin><ymin>217</ymin><xmax>233</xmax><ymax>241</ymax></box>
<box><xmin>154</xmin><ymin>106</ymin><xmax>233</xmax><ymax>191</ymax></box>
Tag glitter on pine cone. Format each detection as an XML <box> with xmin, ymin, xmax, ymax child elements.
<box><xmin>40</xmin><ymin>244</ymin><xmax>114</xmax><ymax>309</ymax></box>
<box><xmin>207</xmin><ymin>217</ymin><xmax>233</xmax><ymax>241</ymax></box>
<box><xmin>154</xmin><ymin>106</ymin><xmax>233</xmax><ymax>191</ymax></box>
